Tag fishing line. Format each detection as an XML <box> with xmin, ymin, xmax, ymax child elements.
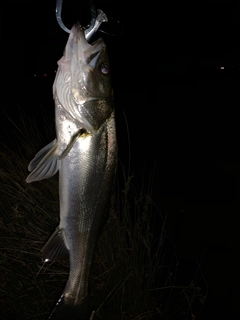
<box><xmin>89</xmin><ymin>0</ymin><xmax>97</xmax><ymax>21</ymax></box>
<box><xmin>87</xmin><ymin>0</ymin><xmax>123</xmax><ymax>37</ymax></box>
<box><xmin>98</xmin><ymin>16</ymin><xmax>124</xmax><ymax>37</ymax></box>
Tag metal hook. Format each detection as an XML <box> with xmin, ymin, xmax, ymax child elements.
<box><xmin>55</xmin><ymin>0</ymin><xmax>108</xmax><ymax>42</ymax></box>
<box><xmin>56</xmin><ymin>0</ymin><xmax>70</xmax><ymax>33</ymax></box>
<box><xmin>84</xmin><ymin>9</ymin><xmax>108</xmax><ymax>41</ymax></box>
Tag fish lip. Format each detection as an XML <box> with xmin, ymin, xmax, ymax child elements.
<box><xmin>56</xmin><ymin>23</ymin><xmax>106</xmax><ymax>75</ymax></box>
<box><xmin>70</xmin><ymin>23</ymin><xmax>105</xmax><ymax>68</ymax></box>
<box><xmin>53</xmin><ymin>23</ymin><xmax>108</xmax><ymax>130</ymax></box>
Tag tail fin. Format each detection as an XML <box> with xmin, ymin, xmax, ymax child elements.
<box><xmin>48</xmin><ymin>294</ymin><xmax>91</xmax><ymax>320</ymax></box>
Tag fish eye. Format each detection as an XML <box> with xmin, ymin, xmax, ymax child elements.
<box><xmin>100</xmin><ymin>63</ymin><xmax>109</xmax><ymax>75</ymax></box>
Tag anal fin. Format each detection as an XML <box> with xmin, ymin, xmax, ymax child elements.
<box><xmin>41</xmin><ymin>227</ymin><xmax>69</xmax><ymax>262</ymax></box>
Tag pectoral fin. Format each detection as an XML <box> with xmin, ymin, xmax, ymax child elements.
<box><xmin>26</xmin><ymin>130</ymin><xmax>86</xmax><ymax>183</ymax></box>
<box><xmin>26</xmin><ymin>139</ymin><xmax>59</xmax><ymax>182</ymax></box>
<box><xmin>59</xmin><ymin>128</ymin><xmax>88</xmax><ymax>160</ymax></box>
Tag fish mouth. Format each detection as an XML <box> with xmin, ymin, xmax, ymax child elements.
<box><xmin>55</xmin><ymin>23</ymin><xmax>106</xmax><ymax>89</ymax></box>
<box><xmin>67</xmin><ymin>24</ymin><xmax>106</xmax><ymax>103</ymax></box>
<box><xmin>53</xmin><ymin>23</ymin><xmax>107</xmax><ymax>127</ymax></box>
<box><xmin>66</xmin><ymin>23</ymin><xmax>105</xmax><ymax>70</ymax></box>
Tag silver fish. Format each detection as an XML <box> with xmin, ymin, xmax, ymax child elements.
<box><xmin>26</xmin><ymin>24</ymin><xmax>117</xmax><ymax>319</ymax></box>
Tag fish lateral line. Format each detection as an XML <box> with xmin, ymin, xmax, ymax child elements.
<box><xmin>26</xmin><ymin>21</ymin><xmax>117</xmax><ymax>320</ymax></box>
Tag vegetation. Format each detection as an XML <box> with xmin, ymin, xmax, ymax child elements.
<box><xmin>0</xmin><ymin>108</ymin><xmax>207</xmax><ymax>319</ymax></box>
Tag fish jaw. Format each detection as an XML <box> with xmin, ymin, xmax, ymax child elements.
<box><xmin>26</xmin><ymin>24</ymin><xmax>114</xmax><ymax>183</ymax></box>
<box><xmin>53</xmin><ymin>23</ymin><xmax>113</xmax><ymax>132</ymax></box>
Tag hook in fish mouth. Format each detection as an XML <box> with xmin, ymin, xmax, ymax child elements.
<box><xmin>55</xmin><ymin>0</ymin><xmax>107</xmax><ymax>42</ymax></box>
<box><xmin>84</xmin><ymin>9</ymin><xmax>108</xmax><ymax>42</ymax></box>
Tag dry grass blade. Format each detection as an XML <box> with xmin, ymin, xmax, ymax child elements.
<box><xmin>0</xmin><ymin>107</ymin><xmax>207</xmax><ymax>319</ymax></box>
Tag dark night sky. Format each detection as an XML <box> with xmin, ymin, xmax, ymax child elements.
<box><xmin>1</xmin><ymin>1</ymin><xmax>240</xmax><ymax>318</ymax></box>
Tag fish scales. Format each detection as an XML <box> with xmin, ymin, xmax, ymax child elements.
<box><xmin>26</xmin><ymin>23</ymin><xmax>117</xmax><ymax>319</ymax></box>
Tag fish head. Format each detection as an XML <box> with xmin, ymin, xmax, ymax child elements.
<box><xmin>53</xmin><ymin>23</ymin><xmax>113</xmax><ymax>130</ymax></box>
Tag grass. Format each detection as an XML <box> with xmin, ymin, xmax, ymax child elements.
<box><xmin>0</xmin><ymin>107</ymin><xmax>207</xmax><ymax>319</ymax></box>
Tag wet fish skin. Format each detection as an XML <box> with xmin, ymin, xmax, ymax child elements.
<box><xmin>26</xmin><ymin>24</ymin><xmax>117</xmax><ymax>319</ymax></box>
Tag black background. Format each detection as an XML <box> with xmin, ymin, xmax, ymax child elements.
<box><xmin>1</xmin><ymin>1</ymin><xmax>240</xmax><ymax>319</ymax></box>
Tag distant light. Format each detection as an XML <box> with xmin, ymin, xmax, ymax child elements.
<box><xmin>42</xmin><ymin>73</ymin><xmax>48</xmax><ymax>77</ymax></box>
<box><xmin>34</xmin><ymin>74</ymin><xmax>36</xmax><ymax>77</ymax></box>
<box><xmin>220</xmin><ymin>67</ymin><xmax>224</xmax><ymax>70</ymax></box>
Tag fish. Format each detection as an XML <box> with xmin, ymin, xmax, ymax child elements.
<box><xmin>26</xmin><ymin>23</ymin><xmax>117</xmax><ymax>320</ymax></box>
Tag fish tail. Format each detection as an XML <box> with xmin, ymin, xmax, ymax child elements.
<box><xmin>48</xmin><ymin>294</ymin><xmax>91</xmax><ymax>320</ymax></box>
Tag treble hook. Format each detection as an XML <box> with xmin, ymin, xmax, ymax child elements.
<box><xmin>55</xmin><ymin>0</ymin><xmax>108</xmax><ymax>42</ymax></box>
